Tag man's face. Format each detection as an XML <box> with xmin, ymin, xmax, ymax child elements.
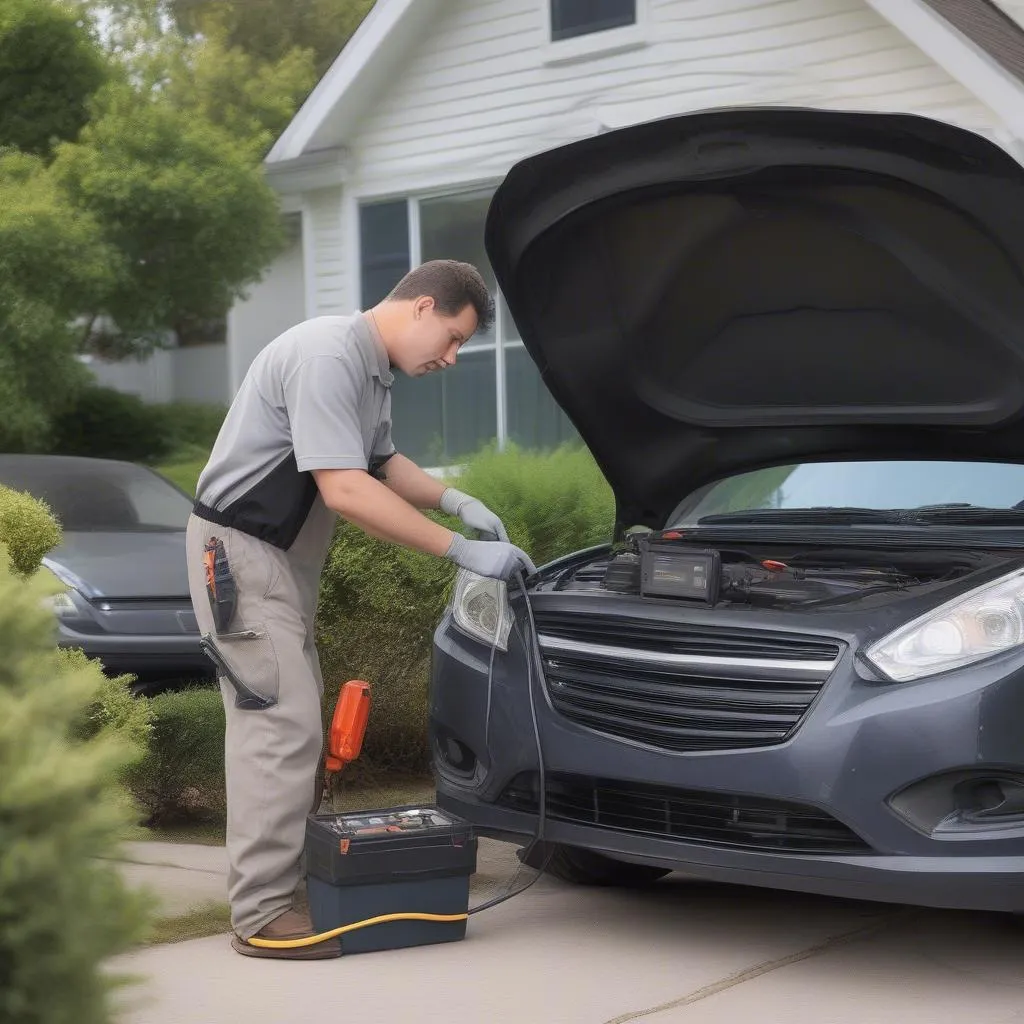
<box><xmin>393</xmin><ymin>298</ymin><xmax>479</xmax><ymax>377</ymax></box>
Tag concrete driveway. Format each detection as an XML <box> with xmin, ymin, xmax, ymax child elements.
<box><xmin>113</xmin><ymin>839</ymin><xmax>1024</xmax><ymax>1024</ymax></box>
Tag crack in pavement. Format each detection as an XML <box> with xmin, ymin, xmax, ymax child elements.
<box><xmin>98</xmin><ymin>855</ymin><xmax>225</xmax><ymax>877</ymax></box>
<box><xmin>601</xmin><ymin>909</ymin><xmax>921</xmax><ymax>1024</ymax></box>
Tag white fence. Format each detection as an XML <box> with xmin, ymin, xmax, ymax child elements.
<box><xmin>81</xmin><ymin>343</ymin><xmax>229</xmax><ymax>406</ymax></box>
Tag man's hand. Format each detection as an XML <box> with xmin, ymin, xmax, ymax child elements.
<box><xmin>445</xmin><ymin>535</ymin><xmax>536</xmax><ymax>580</ymax></box>
<box><xmin>440</xmin><ymin>487</ymin><xmax>509</xmax><ymax>542</ymax></box>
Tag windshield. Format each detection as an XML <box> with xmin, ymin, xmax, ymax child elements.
<box><xmin>0</xmin><ymin>458</ymin><xmax>193</xmax><ymax>533</ymax></box>
<box><xmin>670</xmin><ymin>461</ymin><xmax>1024</xmax><ymax>527</ymax></box>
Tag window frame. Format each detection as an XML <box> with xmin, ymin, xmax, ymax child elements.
<box><xmin>542</xmin><ymin>0</ymin><xmax>647</xmax><ymax>65</ymax></box>
<box><xmin>354</xmin><ymin>182</ymin><xmax>509</xmax><ymax>452</ymax></box>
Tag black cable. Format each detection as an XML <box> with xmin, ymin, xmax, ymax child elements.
<box><xmin>468</xmin><ymin>570</ymin><xmax>552</xmax><ymax>915</ymax></box>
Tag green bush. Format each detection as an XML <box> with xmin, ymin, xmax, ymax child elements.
<box><xmin>0</xmin><ymin>549</ymin><xmax>150</xmax><ymax>1023</ymax></box>
<box><xmin>65</xmin><ymin>649</ymin><xmax>154</xmax><ymax>754</ymax></box>
<box><xmin>122</xmin><ymin>687</ymin><xmax>226</xmax><ymax>826</ymax></box>
<box><xmin>0</xmin><ymin>484</ymin><xmax>62</xmax><ymax>577</ymax></box>
<box><xmin>157</xmin><ymin>400</ymin><xmax>226</xmax><ymax>454</ymax></box>
<box><xmin>49</xmin><ymin>385</ymin><xmax>174</xmax><ymax>463</ymax></box>
<box><xmin>315</xmin><ymin>443</ymin><xmax>614</xmax><ymax>774</ymax></box>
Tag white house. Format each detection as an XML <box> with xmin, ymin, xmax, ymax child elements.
<box><xmin>227</xmin><ymin>0</ymin><xmax>1024</xmax><ymax>467</ymax></box>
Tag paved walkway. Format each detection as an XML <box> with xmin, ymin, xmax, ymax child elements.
<box><xmin>111</xmin><ymin>840</ymin><xmax>1024</xmax><ymax>1024</ymax></box>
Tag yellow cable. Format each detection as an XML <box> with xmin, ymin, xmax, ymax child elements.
<box><xmin>245</xmin><ymin>912</ymin><xmax>469</xmax><ymax>950</ymax></box>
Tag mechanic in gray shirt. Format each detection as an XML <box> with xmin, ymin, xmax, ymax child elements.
<box><xmin>185</xmin><ymin>260</ymin><xmax>535</xmax><ymax>959</ymax></box>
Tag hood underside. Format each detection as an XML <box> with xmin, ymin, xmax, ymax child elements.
<box><xmin>484</xmin><ymin>107</ymin><xmax>1024</xmax><ymax>531</ymax></box>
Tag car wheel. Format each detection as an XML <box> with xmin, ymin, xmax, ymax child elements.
<box><xmin>519</xmin><ymin>842</ymin><xmax>671</xmax><ymax>887</ymax></box>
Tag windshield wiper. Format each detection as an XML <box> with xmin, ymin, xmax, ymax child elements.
<box><xmin>697</xmin><ymin>508</ymin><xmax>906</xmax><ymax>526</ymax></box>
<box><xmin>907</xmin><ymin>505</ymin><xmax>1024</xmax><ymax>524</ymax></box>
<box><xmin>698</xmin><ymin>505</ymin><xmax>1024</xmax><ymax>527</ymax></box>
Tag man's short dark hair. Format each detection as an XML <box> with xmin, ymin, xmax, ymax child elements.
<box><xmin>387</xmin><ymin>259</ymin><xmax>495</xmax><ymax>334</ymax></box>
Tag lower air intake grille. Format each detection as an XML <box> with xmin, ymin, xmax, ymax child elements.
<box><xmin>499</xmin><ymin>773</ymin><xmax>870</xmax><ymax>855</ymax></box>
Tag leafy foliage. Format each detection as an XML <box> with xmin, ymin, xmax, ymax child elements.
<box><xmin>52</xmin><ymin>83</ymin><xmax>285</xmax><ymax>343</ymax></box>
<box><xmin>0</xmin><ymin>485</ymin><xmax>63</xmax><ymax>578</ymax></box>
<box><xmin>169</xmin><ymin>0</ymin><xmax>375</xmax><ymax>77</ymax></box>
<box><xmin>121</xmin><ymin>688</ymin><xmax>226</xmax><ymax>826</ymax></box>
<box><xmin>0</xmin><ymin>500</ymin><xmax>149</xmax><ymax>1024</ymax></box>
<box><xmin>315</xmin><ymin>443</ymin><xmax>614</xmax><ymax>771</ymax></box>
<box><xmin>0</xmin><ymin>0</ymin><xmax>109</xmax><ymax>156</ymax></box>
<box><xmin>49</xmin><ymin>386</ymin><xmax>176</xmax><ymax>463</ymax></box>
<box><xmin>0</xmin><ymin>151</ymin><xmax>116</xmax><ymax>451</ymax></box>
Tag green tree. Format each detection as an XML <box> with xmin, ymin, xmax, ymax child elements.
<box><xmin>0</xmin><ymin>0</ymin><xmax>109</xmax><ymax>157</ymax></box>
<box><xmin>0</xmin><ymin>495</ymin><xmax>150</xmax><ymax>1024</ymax></box>
<box><xmin>52</xmin><ymin>82</ymin><xmax>286</xmax><ymax>348</ymax></box>
<box><xmin>169</xmin><ymin>0</ymin><xmax>374</xmax><ymax>77</ymax></box>
<box><xmin>0</xmin><ymin>152</ymin><xmax>118</xmax><ymax>450</ymax></box>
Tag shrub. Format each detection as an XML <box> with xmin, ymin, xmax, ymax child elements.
<box><xmin>315</xmin><ymin>443</ymin><xmax>615</xmax><ymax>774</ymax></box>
<box><xmin>0</xmin><ymin>551</ymin><xmax>150</xmax><ymax>1024</ymax></box>
<box><xmin>0</xmin><ymin>483</ymin><xmax>62</xmax><ymax>577</ymax></box>
<box><xmin>49</xmin><ymin>384</ymin><xmax>174</xmax><ymax>463</ymax></box>
<box><xmin>157</xmin><ymin>400</ymin><xmax>226</xmax><ymax>454</ymax></box>
<box><xmin>64</xmin><ymin>649</ymin><xmax>153</xmax><ymax>754</ymax></box>
<box><xmin>454</xmin><ymin>442</ymin><xmax>615</xmax><ymax>564</ymax></box>
<box><xmin>122</xmin><ymin>687</ymin><xmax>226</xmax><ymax>826</ymax></box>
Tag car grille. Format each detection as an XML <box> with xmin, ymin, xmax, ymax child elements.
<box><xmin>499</xmin><ymin>772</ymin><xmax>870</xmax><ymax>854</ymax></box>
<box><xmin>533</xmin><ymin>611</ymin><xmax>842</xmax><ymax>752</ymax></box>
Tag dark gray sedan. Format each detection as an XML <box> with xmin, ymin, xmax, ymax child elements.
<box><xmin>0</xmin><ymin>454</ymin><xmax>211</xmax><ymax>690</ymax></box>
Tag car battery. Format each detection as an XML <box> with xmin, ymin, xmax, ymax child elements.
<box><xmin>304</xmin><ymin>805</ymin><xmax>477</xmax><ymax>955</ymax></box>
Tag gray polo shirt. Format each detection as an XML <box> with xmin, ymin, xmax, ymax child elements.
<box><xmin>194</xmin><ymin>313</ymin><xmax>395</xmax><ymax>550</ymax></box>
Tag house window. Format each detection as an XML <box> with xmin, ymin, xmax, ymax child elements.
<box><xmin>359</xmin><ymin>200</ymin><xmax>409</xmax><ymax>308</ymax></box>
<box><xmin>357</xmin><ymin>189</ymin><xmax>578</xmax><ymax>466</ymax></box>
<box><xmin>550</xmin><ymin>0</ymin><xmax>636</xmax><ymax>41</ymax></box>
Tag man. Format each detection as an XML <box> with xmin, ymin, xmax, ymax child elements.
<box><xmin>185</xmin><ymin>259</ymin><xmax>536</xmax><ymax>959</ymax></box>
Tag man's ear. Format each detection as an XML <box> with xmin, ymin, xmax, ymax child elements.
<box><xmin>413</xmin><ymin>295</ymin><xmax>435</xmax><ymax>320</ymax></box>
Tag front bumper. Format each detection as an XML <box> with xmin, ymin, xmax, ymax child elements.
<box><xmin>429</xmin><ymin>596</ymin><xmax>1024</xmax><ymax>914</ymax></box>
<box><xmin>53</xmin><ymin>596</ymin><xmax>212</xmax><ymax>679</ymax></box>
<box><xmin>57</xmin><ymin>626</ymin><xmax>211</xmax><ymax>677</ymax></box>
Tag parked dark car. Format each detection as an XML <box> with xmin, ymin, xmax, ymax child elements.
<box><xmin>0</xmin><ymin>454</ymin><xmax>210</xmax><ymax>690</ymax></box>
<box><xmin>429</xmin><ymin>107</ymin><xmax>1024</xmax><ymax>913</ymax></box>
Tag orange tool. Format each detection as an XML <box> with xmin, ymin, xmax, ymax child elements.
<box><xmin>323</xmin><ymin>681</ymin><xmax>371</xmax><ymax>798</ymax></box>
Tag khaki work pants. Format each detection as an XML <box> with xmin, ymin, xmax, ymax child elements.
<box><xmin>185</xmin><ymin>498</ymin><xmax>337</xmax><ymax>940</ymax></box>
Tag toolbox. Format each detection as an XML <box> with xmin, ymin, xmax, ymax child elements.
<box><xmin>304</xmin><ymin>805</ymin><xmax>478</xmax><ymax>955</ymax></box>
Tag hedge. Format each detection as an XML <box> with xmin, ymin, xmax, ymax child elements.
<box><xmin>315</xmin><ymin>442</ymin><xmax>614</xmax><ymax>774</ymax></box>
<box><xmin>0</xmin><ymin>491</ymin><xmax>149</xmax><ymax>1024</ymax></box>
<box><xmin>45</xmin><ymin>383</ymin><xmax>229</xmax><ymax>466</ymax></box>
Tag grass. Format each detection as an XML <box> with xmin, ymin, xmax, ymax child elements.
<box><xmin>142</xmin><ymin>901</ymin><xmax>232</xmax><ymax>946</ymax></box>
<box><xmin>154</xmin><ymin>456</ymin><xmax>206</xmax><ymax>496</ymax></box>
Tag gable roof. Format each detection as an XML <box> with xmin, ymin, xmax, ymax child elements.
<box><xmin>266</xmin><ymin>0</ymin><xmax>426</xmax><ymax>164</ymax></box>
<box><xmin>268</xmin><ymin>0</ymin><xmax>1024</xmax><ymax>169</ymax></box>
<box><xmin>926</xmin><ymin>0</ymin><xmax>1024</xmax><ymax>81</ymax></box>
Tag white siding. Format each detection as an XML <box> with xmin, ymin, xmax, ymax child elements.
<box><xmin>227</xmin><ymin>217</ymin><xmax>306</xmax><ymax>391</ymax></box>
<box><xmin>304</xmin><ymin>187</ymin><xmax>347</xmax><ymax>316</ymax></box>
<box><xmin>344</xmin><ymin>0</ymin><xmax>999</xmax><ymax>200</ymax></box>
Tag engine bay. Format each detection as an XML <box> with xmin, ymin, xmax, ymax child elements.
<box><xmin>548</xmin><ymin>531</ymin><xmax>1019</xmax><ymax>611</ymax></box>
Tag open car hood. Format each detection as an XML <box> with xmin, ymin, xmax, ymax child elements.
<box><xmin>484</xmin><ymin>107</ymin><xmax>1024</xmax><ymax>532</ymax></box>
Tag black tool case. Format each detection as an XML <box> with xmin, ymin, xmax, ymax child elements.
<box><xmin>304</xmin><ymin>805</ymin><xmax>477</xmax><ymax>955</ymax></box>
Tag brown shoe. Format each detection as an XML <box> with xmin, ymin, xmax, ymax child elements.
<box><xmin>231</xmin><ymin>908</ymin><xmax>342</xmax><ymax>960</ymax></box>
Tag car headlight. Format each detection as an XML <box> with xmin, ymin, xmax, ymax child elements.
<box><xmin>450</xmin><ymin>570</ymin><xmax>512</xmax><ymax>651</ymax></box>
<box><xmin>44</xmin><ymin>591</ymin><xmax>79</xmax><ymax>617</ymax></box>
<box><xmin>866</xmin><ymin>568</ymin><xmax>1024</xmax><ymax>682</ymax></box>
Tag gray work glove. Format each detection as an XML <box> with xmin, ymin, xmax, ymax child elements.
<box><xmin>440</xmin><ymin>487</ymin><xmax>509</xmax><ymax>543</ymax></box>
<box><xmin>445</xmin><ymin>534</ymin><xmax>537</xmax><ymax>581</ymax></box>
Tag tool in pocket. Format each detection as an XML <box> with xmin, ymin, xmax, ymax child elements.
<box><xmin>200</xmin><ymin>631</ymin><xmax>278</xmax><ymax>710</ymax></box>
<box><xmin>203</xmin><ymin>535</ymin><xmax>237</xmax><ymax>633</ymax></box>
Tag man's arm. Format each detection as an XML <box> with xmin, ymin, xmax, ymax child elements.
<box><xmin>313</xmin><ymin>468</ymin><xmax>453</xmax><ymax>555</ymax></box>
<box><xmin>375</xmin><ymin>453</ymin><xmax>446</xmax><ymax>510</ymax></box>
